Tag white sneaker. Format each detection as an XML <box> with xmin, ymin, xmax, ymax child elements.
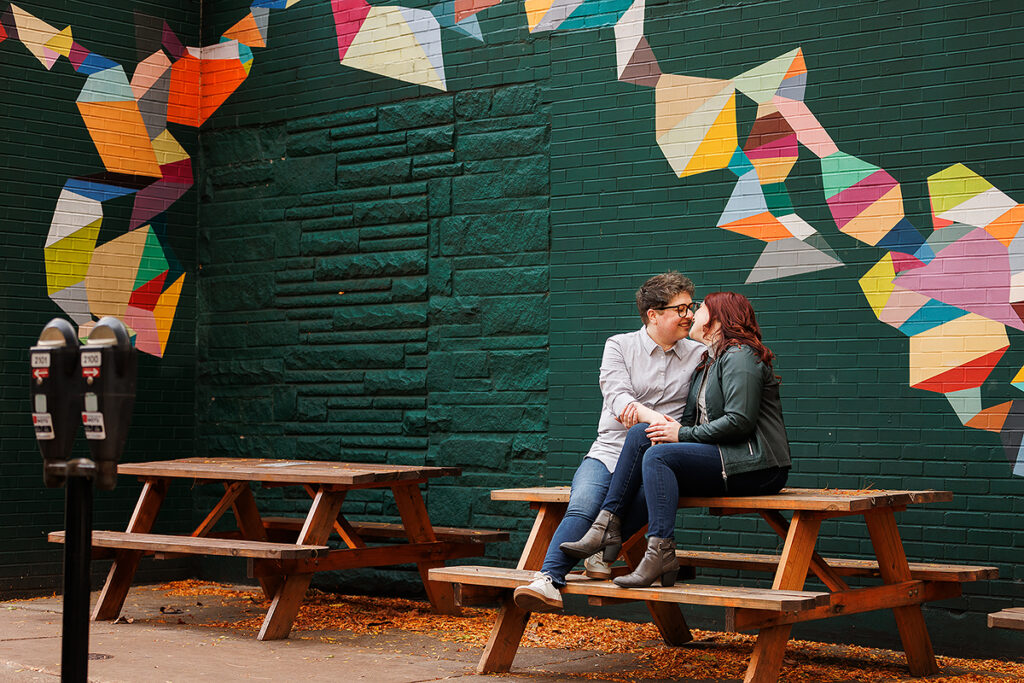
<box><xmin>583</xmin><ymin>552</ymin><xmax>612</xmax><ymax>580</ymax></box>
<box><xmin>513</xmin><ymin>572</ymin><xmax>563</xmax><ymax>612</ymax></box>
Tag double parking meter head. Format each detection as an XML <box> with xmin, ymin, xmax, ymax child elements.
<box><xmin>30</xmin><ymin>319</ymin><xmax>82</xmax><ymax>487</ymax></box>
<box><xmin>80</xmin><ymin>317</ymin><xmax>137</xmax><ymax>490</ymax></box>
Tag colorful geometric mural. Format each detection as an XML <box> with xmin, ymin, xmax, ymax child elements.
<box><xmin>0</xmin><ymin>1</ymin><xmax>298</xmax><ymax>357</ymax></box>
<box><xmin>331</xmin><ymin>0</ymin><xmax>501</xmax><ymax>91</ymax></box>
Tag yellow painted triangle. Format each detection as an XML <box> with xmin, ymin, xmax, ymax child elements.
<box><xmin>45</xmin><ymin>26</ymin><xmax>73</xmax><ymax>58</ymax></box>
<box><xmin>154</xmin><ymin>272</ymin><xmax>185</xmax><ymax>355</ymax></box>
<box><xmin>927</xmin><ymin>163</ymin><xmax>995</xmax><ymax>216</ymax></box>
<box><xmin>44</xmin><ymin>219</ymin><xmax>101</xmax><ymax>295</ymax></box>
<box><xmin>525</xmin><ymin>0</ymin><xmax>553</xmax><ymax>31</ymax></box>
<box><xmin>11</xmin><ymin>4</ymin><xmax>61</xmax><ymax>68</ymax></box>
<box><xmin>859</xmin><ymin>253</ymin><xmax>896</xmax><ymax>317</ymax></box>
<box><xmin>1012</xmin><ymin>363</ymin><xmax>1024</xmax><ymax>385</ymax></box>
<box><xmin>151</xmin><ymin>130</ymin><xmax>190</xmax><ymax>166</ymax></box>
<box><xmin>680</xmin><ymin>93</ymin><xmax>737</xmax><ymax>177</ymax></box>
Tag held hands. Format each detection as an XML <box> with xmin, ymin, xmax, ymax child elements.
<box><xmin>646</xmin><ymin>415</ymin><xmax>681</xmax><ymax>444</ymax></box>
<box><xmin>618</xmin><ymin>402</ymin><xmax>640</xmax><ymax>428</ymax></box>
<box><xmin>618</xmin><ymin>402</ymin><xmax>667</xmax><ymax>428</ymax></box>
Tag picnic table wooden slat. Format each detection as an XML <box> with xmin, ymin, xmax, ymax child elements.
<box><xmin>429</xmin><ymin>566</ymin><xmax>830</xmax><ymax>611</ymax></box>
<box><xmin>118</xmin><ymin>458</ymin><xmax>461</xmax><ymax>486</ymax></box>
<box><xmin>261</xmin><ymin>516</ymin><xmax>508</xmax><ymax>544</ymax></box>
<box><xmin>674</xmin><ymin>549</ymin><xmax>999</xmax><ymax>582</ymax></box>
<box><xmin>988</xmin><ymin>608</ymin><xmax>1024</xmax><ymax>631</ymax></box>
<box><xmin>48</xmin><ymin>530</ymin><xmax>328</xmax><ymax>559</ymax></box>
<box><xmin>490</xmin><ymin>487</ymin><xmax>953</xmax><ymax>511</ymax></box>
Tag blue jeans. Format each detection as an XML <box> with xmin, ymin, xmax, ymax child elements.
<box><xmin>540</xmin><ymin>456</ymin><xmax>649</xmax><ymax>587</ymax></box>
<box><xmin>643</xmin><ymin>441</ymin><xmax>789</xmax><ymax>538</ymax></box>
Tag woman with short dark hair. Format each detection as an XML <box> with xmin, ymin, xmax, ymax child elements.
<box><xmin>560</xmin><ymin>292</ymin><xmax>791</xmax><ymax>588</ymax></box>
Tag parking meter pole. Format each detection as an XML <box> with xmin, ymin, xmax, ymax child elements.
<box><xmin>62</xmin><ymin>472</ymin><xmax>92</xmax><ymax>683</ymax></box>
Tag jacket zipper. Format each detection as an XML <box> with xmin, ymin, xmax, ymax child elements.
<box><xmin>718</xmin><ymin>446</ymin><xmax>727</xmax><ymax>484</ymax></box>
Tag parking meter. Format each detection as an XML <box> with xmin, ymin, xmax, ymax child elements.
<box><xmin>79</xmin><ymin>317</ymin><xmax>137</xmax><ymax>491</ymax></box>
<box><xmin>30</xmin><ymin>318</ymin><xmax>82</xmax><ymax>487</ymax></box>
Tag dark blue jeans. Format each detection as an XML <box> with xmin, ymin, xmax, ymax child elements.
<box><xmin>540</xmin><ymin>456</ymin><xmax>648</xmax><ymax>587</ymax></box>
<box><xmin>643</xmin><ymin>441</ymin><xmax>789</xmax><ymax>538</ymax></box>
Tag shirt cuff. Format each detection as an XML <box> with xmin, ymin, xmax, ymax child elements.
<box><xmin>609</xmin><ymin>394</ymin><xmax>638</xmax><ymax>420</ymax></box>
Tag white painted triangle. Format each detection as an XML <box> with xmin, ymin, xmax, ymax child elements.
<box><xmin>46</xmin><ymin>190</ymin><xmax>102</xmax><ymax>248</ymax></box>
<box><xmin>937</xmin><ymin>186</ymin><xmax>1018</xmax><ymax>228</ymax></box>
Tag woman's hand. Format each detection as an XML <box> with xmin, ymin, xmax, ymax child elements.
<box><xmin>646</xmin><ymin>415</ymin><xmax>681</xmax><ymax>444</ymax></box>
<box><xmin>633</xmin><ymin>403</ymin><xmax>666</xmax><ymax>426</ymax></box>
<box><xmin>618</xmin><ymin>402</ymin><xmax>640</xmax><ymax>427</ymax></box>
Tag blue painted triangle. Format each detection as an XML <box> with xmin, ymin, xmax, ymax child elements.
<box><xmin>728</xmin><ymin>147</ymin><xmax>754</xmax><ymax>177</ymax></box>
<box><xmin>251</xmin><ymin>0</ymin><xmax>288</xmax><ymax>8</ymax></box>
<box><xmin>75</xmin><ymin>52</ymin><xmax>119</xmax><ymax>76</ymax></box>
<box><xmin>64</xmin><ymin>178</ymin><xmax>139</xmax><ymax>202</ymax></box>
<box><xmin>431</xmin><ymin>1</ymin><xmax>457</xmax><ymax>27</ymax></box>
<box><xmin>898</xmin><ymin>299</ymin><xmax>968</xmax><ymax>336</ymax></box>
<box><xmin>913</xmin><ymin>240</ymin><xmax>935</xmax><ymax>264</ymax></box>
<box><xmin>718</xmin><ymin>170</ymin><xmax>767</xmax><ymax>226</ymax></box>
<box><xmin>452</xmin><ymin>14</ymin><xmax>483</xmax><ymax>41</ymax></box>
<box><xmin>560</xmin><ymin>0</ymin><xmax>633</xmax><ymax>29</ymax></box>
<box><xmin>877</xmin><ymin>217</ymin><xmax>926</xmax><ymax>255</ymax></box>
<box><xmin>77</xmin><ymin>65</ymin><xmax>135</xmax><ymax>103</ymax></box>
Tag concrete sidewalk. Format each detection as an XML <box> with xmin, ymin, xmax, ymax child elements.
<box><xmin>0</xmin><ymin>585</ymin><xmax>661</xmax><ymax>683</ymax></box>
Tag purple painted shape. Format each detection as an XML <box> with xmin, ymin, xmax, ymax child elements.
<box><xmin>69</xmin><ymin>42</ymin><xmax>90</xmax><ymax>70</ymax></box>
<box><xmin>161</xmin><ymin>21</ymin><xmax>186</xmax><ymax>60</ymax></box>
<box><xmin>894</xmin><ymin>227</ymin><xmax>1024</xmax><ymax>331</ymax></box>
<box><xmin>826</xmin><ymin>170</ymin><xmax>897</xmax><ymax>228</ymax></box>
<box><xmin>130</xmin><ymin>180</ymin><xmax>192</xmax><ymax>229</ymax></box>
<box><xmin>745</xmin><ymin>134</ymin><xmax>798</xmax><ymax>160</ymax></box>
<box><xmin>333</xmin><ymin>0</ymin><xmax>371</xmax><ymax>60</ymax></box>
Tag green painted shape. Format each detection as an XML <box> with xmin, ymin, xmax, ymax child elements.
<box><xmin>945</xmin><ymin>386</ymin><xmax>982</xmax><ymax>424</ymax></box>
<box><xmin>927</xmin><ymin>163</ymin><xmax>994</xmax><ymax>215</ymax></box>
<box><xmin>133</xmin><ymin>226</ymin><xmax>170</xmax><ymax>290</ymax></box>
<box><xmin>762</xmin><ymin>182</ymin><xmax>794</xmax><ymax>215</ymax></box>
<box><xmin>820</xmin><ymin>151</ymin><xmax>879</xmax><ymax>200</ymax></box>
<box><xmin>76</xmin><ymin>66</ymin><xmax>135</xmax><ymax>103</ymax></box>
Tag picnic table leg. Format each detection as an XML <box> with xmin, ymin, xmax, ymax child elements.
<box><xmin>231</xmin><ymin>483</ymin><xmax>282</xmax><ymax>600</ymax></box>
<box><xmin>865</xmin><ymin>508</ymin><xmax>939</xmax><ymax>677</ymax></box>
<box><xmin>745</xmin><ymin>510</ymin><xmax>822</xmax><ymax>683</ymax></box>
<box><xmin>257</xmin><ymin>487</ymin><xmax>344</xmax><ymax>641</ymax></box>
<box><xmin>391</xmin><ymin>483</ymin><xmax>459</xmax><ymax>616</ymax></box>
<box><xmin>93</xmin><ymin>479</ymin><xmax>168</xmax><ymax>621</ymax></box>
<box><xmin>622</xmin><ymin>532</ymin><xmax>693</xmax><ymax>646</ymax></box>
<box><xmin>477</xmin><ymin>501</ymin><xmax>566</xmax><ymax>674</ymax></box>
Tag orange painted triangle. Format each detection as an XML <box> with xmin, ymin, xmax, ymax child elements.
<box><xmin>784</xmin><ymin>48</ymin><xmax>806</xmax><ymax>79</ymax></box>
<box><xmin>984</xmin><ymin>204</ymin><xmax>1024</xmax><ymax>247</ymax></box>
<box><xmin>911</xmin><ymin>346</ymin><xmax>1009</xmax><ymax>393</ymax></box>
<box><xmin>964</xmin><ymin>401</ymin><xmax>1012</xmax><ymax>433</ymax></box>
<box><xmin>223</xmin><ymin>12</ymin><xmax>265</xmax><ymax>48</ymax></box>
<box><xmin>720</xmin><ymin>212</ymin><xmax>794</xmax><ymax>242</ymax></box>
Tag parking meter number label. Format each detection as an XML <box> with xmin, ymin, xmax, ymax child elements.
<box><xmin>31</xmin><ymin>353</ymin><xmax>50</xmax><ymax>368</ymax></box>
<box><xmin>81</xmin><ymin>351</ymin><xmax>102</xmax><ymax>367</ymax></box>
<box><xmin>32</xmin><ymin>413</ymin><xmax>55</xmax><ymax>440</ymax></box>
<box><xmin>82</xmin><ymin>411</ymin><xmax>106</xmax><ymax>440</ymax></box>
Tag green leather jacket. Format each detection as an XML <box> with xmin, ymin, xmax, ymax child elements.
<box><xmin>676</xmin><ymin>344</ymin><xmax>791</xmax><ymax>477</ymax></box>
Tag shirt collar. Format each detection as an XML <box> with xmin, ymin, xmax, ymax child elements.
<box><xmin>640</xmin><ymin>326</ymin><xmax>691</xmax><ymax>358</ymax></box>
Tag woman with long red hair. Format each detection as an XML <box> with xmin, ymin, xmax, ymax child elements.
<box><xmin>560</xmin><ymin>292</ymin><xmax>791</xmax><ymax>588</ymax></box>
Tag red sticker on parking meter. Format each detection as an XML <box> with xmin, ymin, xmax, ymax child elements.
<box><xmin>33</xmin><ymin>413</ymin><xmax>55</xmax><ymax>440</ymax></box>
<box><xmin>82</xmin><ymin>411</ymin><xmax>106</xmax><ymax>440</ymax></box>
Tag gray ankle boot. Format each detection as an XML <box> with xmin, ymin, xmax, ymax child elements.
<box><xmin>559</xmin><ymin>510</ymin><xmax>622</xmax><ymax>562</ymax></box>
<box><xmin>613</xmin><ymin>536</ymin><xmax>679</xmax><ymax>588</ymax></box>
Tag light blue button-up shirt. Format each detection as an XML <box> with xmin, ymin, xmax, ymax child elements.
<box><xmin>585</xmin><ymin>327</ymin><xmax>705</xmax><ymax>472</ymax></box>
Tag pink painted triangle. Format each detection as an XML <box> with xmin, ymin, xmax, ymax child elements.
<box><xmin>69</xmin><ymin>42</ymin><xmax>89</xmax><ymax>69</ymax></box>
<box><xmin>826</xmin><ymin>169</ymin><xmax>898</xmax><ymax>229</ymax></box>
<box><xmin>893</xmin><ymin>227</ymin><xmax>1024</xmax><ymax>330</ymax></box>
<box><xmin>43</xmin><ymin>47</ymin><xmax>59</xmax><ymax>69</ymax></box>
<box><xmin>891</xmin><ymin>251</ymin><xmax>925</xmax><ymax>273</ymax></box>
<box><xmin>333</xmin><ymin>0</ymin><xmax>371</xmax><ymax>60</ymax></box>
<box><xmin>745</xmin><ymin>133</ymin><xmax>798</xmax><ymax>160</ymax></box>
<box><xmin>130</xmin><ymin>181</ymin><xmax>191</xmax><ymax>229</ymax></box>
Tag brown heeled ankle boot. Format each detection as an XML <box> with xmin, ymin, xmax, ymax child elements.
<box><xmin>559</xmin><ymin>510</ymin><xmax>622</xmax><ymax>562</ymax></box>
<box><xmin>613</xmin><ymin>536</ymin><xmax>679</xmax><ymax>588</ymax></box>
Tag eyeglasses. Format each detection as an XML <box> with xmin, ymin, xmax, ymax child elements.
<box><xmin>654</xmin><ymin>300</ymin><xmax>702</xmax><ymax>318</ymax></box>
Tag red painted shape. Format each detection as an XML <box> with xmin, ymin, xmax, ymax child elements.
<box><xmin>332</xmin><ymin>0</ymin><xmax>371</xmax><ymax>60</ymax></box>
<box><xmin>129</xmin><ymin>271</ymin><xmax>169</xmax><ymax>312</ymax></box>
<box><xmin>911</xmin><ymin>346</ymin><xmax>1009</xmax><ymax>393</ymax></box>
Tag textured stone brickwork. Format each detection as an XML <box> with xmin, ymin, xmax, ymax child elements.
<box><xmin>197</xmin><ymin>78</ymin><xmax>552</xmax><ymax>575</ymax></box>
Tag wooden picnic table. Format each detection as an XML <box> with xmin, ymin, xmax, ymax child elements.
<box><xmin>49</xmin><ymin>457</ymin><xmax>507</xmax><ymax>641</ymax></box>
<box><xmin>430</xmin><ymin>486</ymin><xmax>997</xmax><ymax>683</ymax></box>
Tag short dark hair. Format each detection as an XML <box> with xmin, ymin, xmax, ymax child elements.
<box><xmin>636</xmin><ymin>271</ymin><xmax>695</xmax><ymax>324</ymax></box>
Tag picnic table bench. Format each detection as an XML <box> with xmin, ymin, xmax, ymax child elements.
<box><xmin>988</xmin><ymin>608</ymin><xmax>1024</xmax><ymax>631</ymax></box>
<box><xmin>429</xmin><ymin>486</ymin><xmax>997</xmax><ymax>683</ymax></box>
<box><xmin>49</xmin><ymin>457</ymin><xmax>507</xmax><ymax>641</ymax></box>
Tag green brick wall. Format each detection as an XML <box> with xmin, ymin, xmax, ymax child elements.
<box><xmin>0</xmin><ymin>1</ymin><xmax>198</xmax><ymax>591</ymax></box>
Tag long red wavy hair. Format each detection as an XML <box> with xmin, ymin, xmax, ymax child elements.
<box><xmin>698</xmin><ymin>291</ymin><xmax>775</xmax><ymax>369</ymax></box>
